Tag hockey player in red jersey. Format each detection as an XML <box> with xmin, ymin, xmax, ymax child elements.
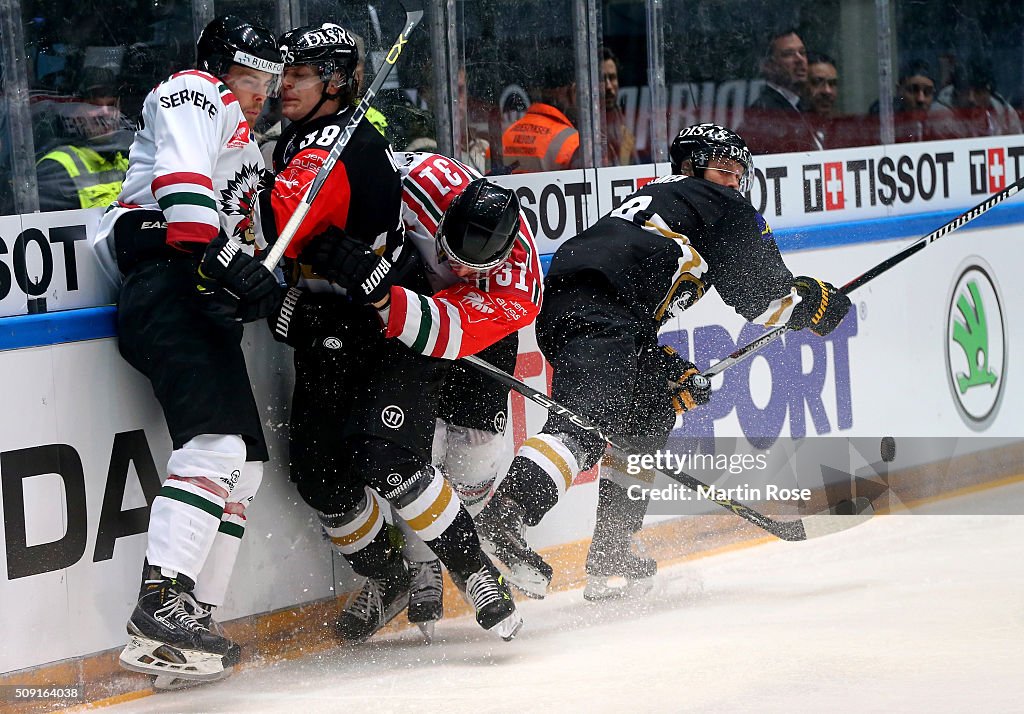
<box><xmin>474</xmin><ymin>123</ymin><xmax>853</xmax><ymax>600</ymax></box>
<box><xmin>92</xmin><ymin>16</ymin><xmax>283</xmax><ymax>686</ymax></box>
<box><xmin>303</xmin><ymin>151</ymin><xmax>542</xmax><ymax>639</ymax></box>
<box><xmin>258</xmin><ymin>26</ymin><xmax>523</xmax><ymax>642</ymax></box>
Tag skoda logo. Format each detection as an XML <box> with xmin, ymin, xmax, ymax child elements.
<box><xmin>493</xmin><ymin>411</ymin><xmax>507</xmax><ymax>434</ymax></box>
<box><xmin>381</xmin><ymin>405</ymin><xmax>405</xmax><ymax>429</ymax></box>
<box><xmin>945</xmin><ymin>259</ymin><xmax>1006</xmax><ymax>429</ymax></box>
<box><xmin>322</xmin><ymin>336</ymin><xmax>342</xmax><ymax>350</ymax></box>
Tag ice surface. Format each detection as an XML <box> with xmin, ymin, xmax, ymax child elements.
<box><xmin>99</xmin><ymin>482</ymin><xmax>1024</xmax><ymax>713</ymax></box>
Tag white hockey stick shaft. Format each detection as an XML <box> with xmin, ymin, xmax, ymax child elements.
<box><xmin>262</xmin><ymin>5</ymin><xmax>424</xmax><ymax>270</ymax></box>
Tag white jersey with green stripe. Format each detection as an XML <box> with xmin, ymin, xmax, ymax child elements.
<box><xmin>384</xmin><ymin>151</ymin><xmax>543</xmax><ymax>360</ymax></box>
<box><xmin>95</xmin><ymin>69</ymin><xmax>266</xmax><ymax>270</ymax></box>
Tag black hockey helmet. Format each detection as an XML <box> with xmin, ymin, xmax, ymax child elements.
<box><xmin>438</xmin><ymin>179</ymin><xmax>520</xmax><ymax>275</ymax></box>
<box><xmin>279</xmin><ymin>23</ymin><xmax>359</xmax><ymax>95</ymax></box>
<box><xmin>670</xmin><ymin>123</ymin><xmax>754</xmax><ymax>192</ymax></box>
<box><xmin>196</xmin><ymin>15</ymin><xmax>283</xmax><ymax>79</ymax></box>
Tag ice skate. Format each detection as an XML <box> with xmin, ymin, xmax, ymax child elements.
<box><xmin>450</xmin><ymin>558</ymin><xmax>523</xmax><ymax>641</ymax></box>
<box><xmin>407</xmin><ymin>558</ymin><xmax>444</xmax><ymax>643</ymax></box>
<box><xmin>476</xmin><ymin>493</ymin><xmax>552</xmax><ymax>599</ymax></box>
<box><xmin>152</xmin><ymin>605</ymin><xmax>240</xmax><ymax>690</ymax></box>
<box><xmin>120</xmin><ymin>569</ymin><xmax>238</xmax><ymax>683</ymax></box>
<box><xmin>584</xmin><ymin>533</ymin><xmax>657</xmax><ymax>601</ymax></box>
<box><xmin>336</xmin><ymin>559</ymin><xmax>410</xmax><ymax>643</ymax></box>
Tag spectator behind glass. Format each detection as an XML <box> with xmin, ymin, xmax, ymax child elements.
<box><xmin>801</xmin><ymin>52</ymin><xmax>871</xmax><ymax>149</ymax></box>
<box><xmin>738</xmin><ymin>28</ymin><xmax>821</xmax><ymax>154</ymax></box>
<box><xmin>937</xmin><ymin>59</ymin><xmax>1023</xmax><ymax>138</ymax></box>
<box><xmin>502</xmin><ymin>43</ymin><xmax>579</xmax><ymax>173</ymax></box>
<box><xmin>600</xmin><ymin>47</ymin><xmax>639</xmax><ymax>166</ymax></box>
<box><xmin>871</xmin><ymin>60</ymin><xmax>958</xmax><ymax>143</ymax></box>
<box><xmin>35</xmin><ymin>67</ymin><xmax>133</xmax><ymax>212</ymax></box>
<box><xmin>1</xmin><ymin>73</ymin><xmax>13</xmax><ymax>215</ymax></box>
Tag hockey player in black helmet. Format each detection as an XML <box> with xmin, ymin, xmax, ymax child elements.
<box><xmin>475</xmin><ymin>122</ymin><xmax>852</xmax><ymax>600</ymax></box>
<box><xmin>197</xmin><ymin>14</ymin><xmax>285</xmax><ymax>81</ymax></box>
<box><xmin>302</xmin><ymin>156</ymin><xmax>540</xmax><ymax>642</ymax></box>
<box><xmin>98</xmin><ymin>14</ymin><xmax>282</xmax><ymax>688</ymax></box>
<box><xmin>437</xmin><ymin>177</ymin><xmax>522</xmax><ymax>278</ymax></box>
<box><xmin>257</xmin><ymin>28</ymin><xmax>525</xmax><ymax>641</ymax></box>
<box><xmin>269</xmin><ymin>22</ymin><xmax>360</xmax><ymax>169</ymax></box>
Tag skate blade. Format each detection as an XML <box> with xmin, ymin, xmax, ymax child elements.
<box><xmin>490</xmin><ymin>611</ymin><xmax>524</xmax><ymax>641</ymax></box>
<box><xmin>415</xmin><ymin>621</ymin><xmax>436</xmax><ymax>644</ymax></box>
<box><xmin>583</xmin><ymin>576</ymin><xmax>654</xmax><ymax>602</ymax></box>
<box><xmin>479</xmin><ymin>538</ymin><xmax>550</xmax><ymax>600</ymax></box>
<box><xmin>153</xmin><ymin>667</ymin><xmax>232</xmax><ymax>691</ymax></box>
<box><xmin>482</xmin><ymin>550</ymin><xmax>549</xmax><ymax>599</ymax></box>
<box><xmin>119</xmin><ymin>636</ymin><xmax>225</xmax><ymax>681</ymax></box>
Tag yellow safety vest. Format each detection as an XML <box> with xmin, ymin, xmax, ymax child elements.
<box><xmin>37</xmin><ymin>145</ymin><xmax>129</xmax><ymax>209</ymax></box>
<box><xmin>366</xmin><ymin>106</ymin><xmax>388</xmax><ymax>137</ymax></box>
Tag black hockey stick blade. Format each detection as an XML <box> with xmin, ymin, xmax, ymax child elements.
<box><xmin>703</xmin><ymin>173</ymin><xmax>1024</xmax><ymax>378</ymax></box>
<box><xmin>263</xmin><ymin>4</ymin><xmax>424</xmax><ymax>269</ymax></box>
<box><xmin>463</xmin><ymin>354</ymin><xmax>872</xmax><ymax>541</ymax></box>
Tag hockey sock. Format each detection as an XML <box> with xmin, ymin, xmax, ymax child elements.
<box><xmin>392</xmin><ymin>465</ymin><xmax>482</xmax><ymax>577</ymax></box>
<box><xmin>320</xmin><ymin>488</ymin><xmax>393</xmax><ymax>577</ymax></box>
<box><xmin>392</xmin><ymin>506</ymin><xmax>438</xmax><ymax>563</ymax></box>
<box><xmin>592</xmin><ymin>477</ymin><xmax>649</xmax><ymax>543</ymax></box>
<box><xmin>194</xmin><ymin>462</ymin><xmax>263</xmax><ymax>607</ymax></box>
<box><xmin>147</xmin><ymin>435</ymin><xmax>246</xmax><ymax>582</ymax></box>
<box><xmin>442</xmin><ymin>424</ymin><xmax>507</xmax><ymax>517</ymax></box>
<box><xmin>495</xmin><ymin>434</ymin><xmax>580</xmax><ymax>526</ymax></box>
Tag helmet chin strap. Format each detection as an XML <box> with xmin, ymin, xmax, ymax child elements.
<box><xmin>294</xmin><ymin>81</ymin><xmax>344</xmax><ymax>125</ymax></box>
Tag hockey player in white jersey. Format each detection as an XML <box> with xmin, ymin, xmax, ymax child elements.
<box><xmin>93</xmin><ymin>15</ymin><xmax>283</xmax><ymax>686</ymax></box>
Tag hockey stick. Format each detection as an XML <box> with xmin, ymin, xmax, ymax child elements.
<box><xmin>261</xmin><ymin>3</ymin><xmax>424</xmax><ymax>270</ymax></box>
<box><xmin>463</xmin><ymin>354</ymin><xmax>871</xmax><ymax>541</ymax></box>
<box><xmin>703</xmin><ymin>174</ymin><xmax>1024</xmax><ymax>378</ymax></box>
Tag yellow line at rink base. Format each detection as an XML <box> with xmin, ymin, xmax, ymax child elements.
<box><xmin>10</xmin><ymin>456</ymin><xmax>1024</xmax><ymax>713</ymax></box>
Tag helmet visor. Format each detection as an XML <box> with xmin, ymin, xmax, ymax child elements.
<box><xmin>694</xmin><ymin>146</ymin><xmax>753</xmax><ymax>193</ymax></box>
<box><xmin>231</xmin><ymin>50</ymin><xmax>283</xmax><ymax>96</ymax></box>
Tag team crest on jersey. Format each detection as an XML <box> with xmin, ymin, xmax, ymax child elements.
<box><xmin>227</xmin><ymin>120</ymin><xmax>251</xmax><ymax>148</ymax></box>
<box><xmin>221</xmin><ymin>163</ymin><xmax>263</xmax><ymax>244</ymax></box>
<box><xmin>463</xmin><ymin>291</ymin><xmax>495</xmax><ymax>314</ymax></box>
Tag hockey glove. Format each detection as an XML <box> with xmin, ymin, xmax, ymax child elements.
<box><xmin>267</xmin><ymin>287</ymin><xmax>380</xmax><ymax>350</ymax></box>
<box><xmin>789</xmin><ymin>276</ymin><xmax>852</xmax><ymax>337</ymax></box>
<box><xmin>196</xmin><ymin>231</ymin><xmax>282</xmax><ymax>322</ymax></box>
<box><xmin>301</xmin><ymin>230</ymin><xmax>395</xmax><ymax>305</ymax></box>
<box><xmin>659</xmin><ymin>345</ymin><xmax>712</xmax><ymax>414</ymax></box>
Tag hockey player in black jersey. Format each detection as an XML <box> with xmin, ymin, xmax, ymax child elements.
<box><xmin>475</xmin><ymin>123</ymin><xmax>852</xmax><ymax>600</ymax></box>
<box><xmin>259</xmin><ymin>24</ymin><xmax>521</xmax><ymax>641</ymax></box>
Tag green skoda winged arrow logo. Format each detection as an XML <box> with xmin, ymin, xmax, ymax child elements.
<box><xmin>946</xmin><ymin>261</ymin><xmax>1006</xmax><ymax>428</ymax></box>
<box><xmin>952</xmin><ymin>280</ymin><xmax>998</xmax><ymax>393</ymax></box>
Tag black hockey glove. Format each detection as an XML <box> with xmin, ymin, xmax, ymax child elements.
<box><xmin>267</xmin><ymin>287</ymin><xmax>380</xmax><ymax>350</ymax></box>
<box><xmin>789</xmin><ymin>276</ymin><xmax>852</xmax><ymax>337</ymax></box>
<box><xmin>658</xmin><ymin>345</ymin><xmax>712</xmax><ymax>414</ymax></box>
<box><xmin>195</xmin><ymin>231</ymin><xmax>282</xmax><ymax>322</ymax></box>
<box><xmin>301</xmin><ymin>230</ymin><xmax>396</xmax><ymax>305</ymax></box>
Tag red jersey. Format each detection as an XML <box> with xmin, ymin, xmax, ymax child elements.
<box><xmin>386</xmin><ymin>152</ymin><xmax>543</xmax><ymax>359</ymax></box>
